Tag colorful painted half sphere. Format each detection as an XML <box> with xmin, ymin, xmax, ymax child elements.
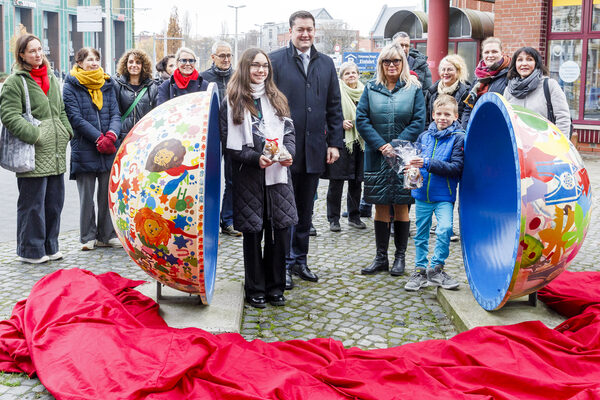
<box><xmin>460</xmin><ymin>92</ymin><xmax>592</xmax><ymax>311</ymax></box>
<box><xmin>109</xmin><ymin>85</ymin><xmax>221</xmax><ymax>304</ymax></box>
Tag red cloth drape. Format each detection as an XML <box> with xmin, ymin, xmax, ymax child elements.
<box><xmin>1</xmin><ymin>269</ymin><xmax>600</xmax><ymax>399</ymax></box>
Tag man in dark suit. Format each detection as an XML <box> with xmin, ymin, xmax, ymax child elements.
<box><xmin>270</xmin><ymin>10</ymin><xmax>344</xmax><ymax>289</ymax></box>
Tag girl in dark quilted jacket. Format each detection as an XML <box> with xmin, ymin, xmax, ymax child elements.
<box><xmin>220</xmin><ymin>48</ymin><xmax>298</xmax><ymax>309</ymax></box>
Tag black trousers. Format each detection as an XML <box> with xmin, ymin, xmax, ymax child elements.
<box><xmin>326</xmin><ymin>178</ymin><xmax>362</xmax><ymax>223</ymax></box>
<box><xmin>242</xmin><ymin>218</ymin><xmax>290</xmax><ymax>298</ymax></box>
<box><xmin>286</xmin><ymin>172</ymin><xmax>320</xmax><ymax>268</ymax></box>
<box><xmin>17</xmin><ymin>174</ymin><xmax>64</xmax><ymax>258</ymax></box>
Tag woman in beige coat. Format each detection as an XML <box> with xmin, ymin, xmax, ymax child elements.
<box><xmin>504</xmin><ymin>47</ymin><xmax>571</xmax><ymax>137</ymax></box>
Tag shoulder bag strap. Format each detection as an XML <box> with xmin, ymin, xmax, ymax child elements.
<box><xmin>543</xmin><ymin>78</ymin><xmax>556</xmax><ymax>124</ymax></box>
<box><xmin>20</xmin><ymin>76</ymin><xmax>32</xmax><ymax>116</ymax></box>
<box><xmin>121</xmin><ymin>86</ymin><xmax>148</xmax><ymax>122</ymax></box>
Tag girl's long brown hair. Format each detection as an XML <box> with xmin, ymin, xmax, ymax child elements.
<box><xmin>226</xmin><ymin>48</ymin><xmax>289</xmax><ymax>125</ymax></box>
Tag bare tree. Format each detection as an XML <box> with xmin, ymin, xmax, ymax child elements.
<box><xmin>166</xmin><ymin>7</ymin><xmax>183</xmax><ymax>54</ymax></box>
<box><xmin>181</xmin><ymin>10</ymin><xmax>193</xmax><ymax>41</ymax></box>
<box><xmin>316</xmin><ymin>20</ymin><xmax>359</xmax><ymax>54</ymax></box>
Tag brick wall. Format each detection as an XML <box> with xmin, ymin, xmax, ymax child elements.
<box><xmin>494</xmin><ymin>0</ymin><xmax>548</xmax><ymax>60</ymax></box>
<box><xmin>452</xmin><ymin>0</ymin><xmax>494</xmax><ymax>12</ymax></box>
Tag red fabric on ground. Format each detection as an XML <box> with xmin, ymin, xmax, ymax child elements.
<box><xmin>1</xmin><ymin>268</ymin><xmax>600</xmax><ymax>399</ymax></box>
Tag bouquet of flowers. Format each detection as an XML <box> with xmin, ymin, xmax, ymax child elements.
<box><xmin>385</xmin><ymin>140</ymin><xmax>423</xmax><ymax>189</ymax></box>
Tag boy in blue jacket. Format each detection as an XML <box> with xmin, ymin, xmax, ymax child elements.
<box><xmin>404</xmin><ymin>95</ymin><xmax>464</xmax><ymax>292</ymax></box>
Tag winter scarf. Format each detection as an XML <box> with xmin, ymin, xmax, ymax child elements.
<box><xmin>339</xmin><ymin>79</ymin><xmax>365</xmax><ymax>153</ymax></box>
<box><xmin>437</xmin><ymin>79</ymin><xmax>459</xmax><ymax>96</ymax></box>
<box><xmin>472</xmin><ymin>55</ymin><xmax>511</xmax><ymax>97</ymax></box>
<box><xmin>226</xmin><ymin>82</ymin><xmax>287</xmax><ymax>186</ymax></box>
<box><xmin>29</xmin><ymin>64</ymin><xmax>49</xmax><ymax>95</ymax></box>
<box><xmin>506</xmin><ymin>69</ymin><xmax>544</xmax><ymax>99</ymax></box>
<box><xmin>173</xmin><ymin>69</ymin><xmax>199</xmax><ymax>89</ymax></box>
<box><xmin>70</xmin><ymin>65</ymin><xmax>110</xmax><ymax>110</ymax></box>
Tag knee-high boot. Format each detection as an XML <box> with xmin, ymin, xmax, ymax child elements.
<box><xmin>361</xmin><ymin>221</ymin><xmax>390</xmax><ymax>275</ymax></box>
<box><xmin>391</xmin><ymin>221</ymin><xmax>410</xmax><ymax>276</ymax></box>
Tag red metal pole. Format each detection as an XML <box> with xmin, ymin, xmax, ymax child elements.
<box><xmin>427</xmin><ymin>0</ymin><xmax>450</xmax><ymax>82</ymax></box>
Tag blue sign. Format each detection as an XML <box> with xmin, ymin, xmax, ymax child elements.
<box><xmin>343</xmin><ymin>52</ymin><xmax>379</xmax><ymax>72</ymax></box>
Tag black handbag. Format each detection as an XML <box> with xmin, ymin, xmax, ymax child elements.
<box><xmin>0</xmin><ymin>76</ymin><xmax>39</xmax><ymax>173</ymax></box>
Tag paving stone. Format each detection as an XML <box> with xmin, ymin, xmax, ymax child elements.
<box><xmin>1</xmin><ymin>154</ymin><xmax>599</xmax><ymax>398</ymax></box>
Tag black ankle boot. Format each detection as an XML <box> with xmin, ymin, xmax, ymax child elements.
<box><xmin>361</xmin><ymin>221</ymin><xmax>390</xmax><ymax>275</ymax></box>
<box><xmin>391</xmin><ymin>221</ymin><xmax>410</xmax><ymax>276</ymax></box>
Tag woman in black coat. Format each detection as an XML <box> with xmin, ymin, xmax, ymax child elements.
<box><xmin>156</xmin><ymin>47</ymin><xmax>208</xmax><ymax>105</ymax></box>
<box><xmin>220</xmin><ymin>48</ymin><xmax>297</xmax><ymax>309</ymax></box>
<box><xmin>113</xmin><ymin>49</ymin><xmax>159</xmax><ymax>136</ymax></box>
<box><xmin>425</xmin><ymin>54</ymin><xmax>470</xmax><ymax>127</ymax></box>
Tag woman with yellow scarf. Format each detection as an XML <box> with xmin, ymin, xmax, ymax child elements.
<box><xmin>322</xmin><ymin>62</ymin><xmax>366</xmax><ymax>232</ymax></box>
<box><xmin>63</xmin><ymin>47</ymin><xmax>122</xmax><ymax>251</ymax></box>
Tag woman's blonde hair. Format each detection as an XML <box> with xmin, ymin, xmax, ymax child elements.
<box><xmin>375</xmin><ymin>43</ymin><xmax>420</xmax><ymax>88</ymax></box>
<box><xmin>481</xmin><ymin>37</ymin><xmax>503</xmax><ymax>52</ymax></box>
<box><xmin>438</xmin><ymin>54</ymin><xmax>468</xmax><ymax>84</ymax></box>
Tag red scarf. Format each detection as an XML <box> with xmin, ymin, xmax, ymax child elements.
<box><xmin>473</xmin><ymin>55</ymin><xmax>511</xmax><ymax>96</ymax></box>
<box><xmin>29</xmin><ymin>64</ymin><xmax>50</xmax><ymax>95</ymax></box>
<box><xmin>173</xmin><ymin>69</ymin><xmax>199</xmax><ymax>89</ymax></box>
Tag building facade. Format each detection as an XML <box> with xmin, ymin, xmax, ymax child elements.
<box><xmin>1</xmin><ymin>0</ymin><xmax>133</xmax><ymax>76</ymax></box>
<box><xmin>495</xmin><ymin>0</ymin><xmax>600</xmax><ymax>150</ymax></box>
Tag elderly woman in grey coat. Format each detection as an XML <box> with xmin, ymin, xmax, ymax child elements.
<box><xmin>504</xmin><ymin>47</ymin><xmax>571</xmax><ymax>137</ymax></box>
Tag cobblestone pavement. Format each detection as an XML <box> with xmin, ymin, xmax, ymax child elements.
<box><xmin>1</xmin><ymin>154</ymin><xmax>599</xmax><ymax>399</ymax></box>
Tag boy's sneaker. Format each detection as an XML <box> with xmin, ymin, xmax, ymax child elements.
<box><xmin>450</xmin><ymin>231</ymin><xmax>460</xmax><ymax>242</ymax></box>
<box><xmin>427</xmin><ymin>265</ymin><xmax>459</xmax><ymax>290</ymax></box>
<box><xmin>404</xmin><ymin>269</ymin><xmax>428</xmax><ymax>291</ymax></box>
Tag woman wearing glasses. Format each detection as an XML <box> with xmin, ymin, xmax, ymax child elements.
<box><xmin>157</xmin><ymin>47</ymin><xmax>208</xmax><ymax>105</ymax></box>
<box><xmin>220</xmin><ymin>48</ymin><xmax>297</xmax><ymax>308</ymax></box>
<box><xmin>356</xmin><ymin>42</ymin><xmax>425</xmax><ymax>277</ymax></box>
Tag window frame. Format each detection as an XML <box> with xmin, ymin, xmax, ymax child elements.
<box><xmin>548</xmin><ymin>0</ymin><xmax>600</xmax><ymax>124</ymax></box>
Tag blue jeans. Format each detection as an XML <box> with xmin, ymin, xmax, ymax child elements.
<box><xmin>414</xmin><ymin>200</ymin><xmax>453</xmax><ymax>269</ymax></box>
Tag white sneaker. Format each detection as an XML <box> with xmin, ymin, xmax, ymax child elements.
<box><xmin>18</xmin><ymin>255</ymin><xmax>50</xmax><ymax>264</ymax></box>
<box><xmin>81</xmin><ymin>240</ymin><xmax>95</xmax><ymax>251</ymax></box>
<box><xmin>48</xmin><ymin>251</ymin><xmax>63</xmax><ymax>261</ymax></box>
<box><xmin>96</xmin><ymin>238</ymin><xmax>121</xmax><ymax>248</ymax></box>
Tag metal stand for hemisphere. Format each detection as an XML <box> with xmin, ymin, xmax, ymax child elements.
<box><xmin>156</xmin><ymin>282</ymin><xmax>202</xmax><ymax>304</ymax></box>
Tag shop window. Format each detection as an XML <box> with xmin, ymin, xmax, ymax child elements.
<box><xmin>593</xmin><ymin>1</ymin><xmax>600</xmax><ymax>30</ymax></box>
<box><xmin>415</xmin><ymin>42</ymin><xmax>426</xmax><ymax>56</ymax></box>
<box><xmin>457</xmin><ymin>41</ymin><xmax>477</xmax><ymax>83</ymax></box>
<box><xmin>548</xmin><ymin>39</ymin><xmax>582</xmax><ymax>119</ymax></box>
<box><xmin>551</xmin><ymin>0</ymin><xmax>582</xmax><ymax>32</ymax></box>
<box><xmin>585</xmin><ymin>39</ymin><xmax>600</xmax><ymax>118</ymax></box>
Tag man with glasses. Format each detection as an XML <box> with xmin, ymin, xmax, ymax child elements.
<box><xmin>269</xmin><ymin>10</ymin><xmax>344</xmax><ymax>290</ymax></box>
<box><xmin>201</xmin><ymin>41</ymin><xmax>241</xmax><ymax>237</ymax></box>
<box><xmin>392</xmin><ymin>31</ymin><xmax>432</xmax><ymax>94</ymax></box>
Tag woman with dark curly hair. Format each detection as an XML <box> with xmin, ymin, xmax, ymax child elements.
<box><xmin>113</xmin><ymin>49</ymin><xmax>159</xmax><ymax>136</ymax></box>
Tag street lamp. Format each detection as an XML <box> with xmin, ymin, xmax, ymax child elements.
<box><xmin>228</xmin><ymin>4</ymin><xmax>246</xmax><ymax>64</ymax></box>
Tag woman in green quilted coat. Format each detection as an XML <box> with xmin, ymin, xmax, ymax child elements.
<box><xmin>356</xmin><ymin>42</ymin><xmax>426</xmax><ymax>278</ymax></box>
<box><xmin>0</xmin><ymin>34</ymin><xmax>73</xmax><ymax>264</ymax></box>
